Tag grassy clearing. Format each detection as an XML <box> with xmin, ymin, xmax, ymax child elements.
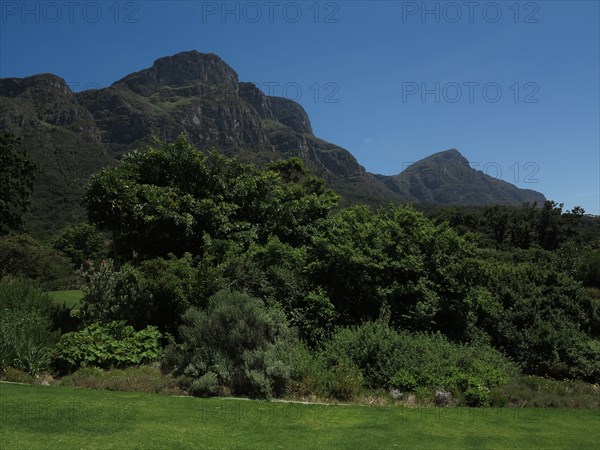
<box><xmin>1</xmin><ymin>383</ymin><xmax>599</xmax><ymax>449</ymax></box>
<box><xmin>47</xmin><ymin>290</ymin><xmax>83</xmax><ymax>309</ymax></box>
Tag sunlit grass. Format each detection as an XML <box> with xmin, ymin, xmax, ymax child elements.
<box><xmin>1</xmin><ymin>383</ymin><xmax>598</xmax><ymax>449</ymax></box>
<box><xmin>47</xmin><ymin>290</ymin><xmax>83</xmax><ymax>309</ymax></box>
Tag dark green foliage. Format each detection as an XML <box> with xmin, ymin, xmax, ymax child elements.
<box><xmin>481</xmin><ymin>260</ymin><xmax>600</xmax><ymax>381</ymax></box>
<box><xmin>52</xmin><ymin>223</ymin><xmax>108</xmax><ymax>267</ymax></box>
<box><xmin>576</xmin><ymin>249</ymin><xmax>600</xmax><ymax>288</ymax></box>
<box><xmin>79</xmin><ymin>260</ymin><xmax>145</xmax><ymax>326</ymax></box>
<box><xmin>482</xmin><ymin>201</ymin><xmax>584</xmax><ymax>250</ymax></box>
<box><xmin>0</xmin><ymin>234</ymin><xmax>76</xmax><ymax>290</ymax></box>
<box><xmin>324</xmin><ymin>322</ymin><xmax>517</xmax><ymax>405</ymax></box>
<box><xmin>288</xmin><ymin>342</ymin><xmax>364</xmax><ymax>401</ymax></box>
<box><xmin>0</xmin><ymin>279</ymin><xmax>58</xmax><ymax>375</ymax></box>
<box><xmin>80</xmin><ymin>255</ymin><xmax>198</xmax><ymax>334</ymax></box>
<box><xmin>83</xmin><ymin>136</ymin><xmax>338</xmax><ymax>262</ymax></box>
<box><xmin>0</xmin><ymin>131</ymin><xmax>41</xmax><ymax>234</ymax></box>
<box><xmin>52</xmin><ymin>321</ymin><xmax>162</xmax><ymax>374</ymax></box>
<box><xmin>308</xmin><ymin>205</ymin><xmax>483</xmax><ymax>341</ymax></box>
<box><xmin>163</xmin><ymin>290</ymin><xmax>296</xmax><ymax>398</ymax></box>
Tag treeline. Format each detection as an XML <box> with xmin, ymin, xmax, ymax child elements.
<box><xmin>1</xmin><ymin>135</ymin><xmax>599</xmax><ymax>405</ymax></box>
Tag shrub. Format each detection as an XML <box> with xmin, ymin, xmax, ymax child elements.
<box><xmin>482</xmin><ymin>260</ymin><xmax>600</xmax><ymax>381</ymax></box>
<box><xmin>190</xmin><ymin>372</ymin><xmax>220</xmax><ymax>397</ymax></box>
<box><xmin>327</xmin><ymin>359</ymin><xmax>364</xmax><ymax>401</ymax></box>
<box><xmin>80</xmin><ymin>255</ymin><xmax>198</xmax><ymax>335</ymax></box>
<box><xmin>0</xmin><ymin>279</ymin><xmax>58</xmax><ymax>376</ymax></box>
<box><xmin>52</xmin><ymin>223</ymin><xmax>108</xmax><ymax>268</ymax></box>
<box><xmin>288</xmin><ymin>342</ymin><xmax>364</xmax><ymax>401</ymax></box>
<box><xmin>324</xmin><ymin>321</ymin><xmax>517</xmax><ymax>405</ymax></box>
<box><xmin>163</xmin><ymin>289</ymin><xmax>296</xmax><ymax>399</ymax></box>
<box><xmin>52</xmin><ymin>321</ymin><xmax>162</xmax><ymax>374</ymax></box>
<box><xmin>60</xmin><ymin>365</ymin><xmax>179</xmax><ymax>394</ymax></box>
<box><xmin>498</xmin><ymin>375</ymin><xmax>600</xmax><ymax>408</ymax></box>
<box><xmin>464</xmin><ymin>386</ymin><xmax>490</xmax><ymax>407</ymax></box>
<box><xmin>0</xmin><ymin>234</ymin><xmax>76</xmax><ymax>290</ymax></box>
<box><xmin>1</xmin><ymin>367</ymin><xmax>35</xmax><ymax>383</ymax></box>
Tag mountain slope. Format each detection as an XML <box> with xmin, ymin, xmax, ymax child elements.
<box><xmin>0</xmin><ymin>51</ymin><xmax>546</xmax><ymax>233</ymax></box>
<box><xmin>377</xmin><ymin>149</ymin><xmax>546</xmax><ymax>206</ymax></box>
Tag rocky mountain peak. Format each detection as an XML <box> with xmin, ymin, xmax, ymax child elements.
<box><xmin>0</xmin><ymin>73</ymin><xmax>72</xmax><ymax>98</ymax></box>
<box><xmin>115</xmin><ymin>50</ymin><xmax>240</xmax><ymax>96</ymax></box>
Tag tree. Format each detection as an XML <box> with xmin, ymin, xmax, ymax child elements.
<box><xmin>0</xmin><ymin>132</ymin><xmax>41</xmax><ymax>234</ymax></box>
<box><xmin>308</xmin><ymin>205</ymin><xmax>481</xmax><ymax>339</ymax></box>
<box><xmin>83</xmin><ymin>135</ymin><xmax>338</xmax><ymax>263</ymax></box>
<box><xmin>0</xmin><ymin>234</ymin><xmax>75</xmax><ymax>289</ymax></box>
<box><xmin>52</xmin><ymin>223</ymin><xmax>108</xmax><ymax>267</ymax></box>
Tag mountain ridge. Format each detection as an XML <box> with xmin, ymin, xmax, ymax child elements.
<box><xmin>0</xmin><ymin>50</ymin><xmax>546</xmax><ymax>233</ymax></box>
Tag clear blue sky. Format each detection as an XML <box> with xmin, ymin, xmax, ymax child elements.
<box><xmin>1</xmin><ymin>1</ymin><xmax>599</xmax><ymax>214</ymax></box>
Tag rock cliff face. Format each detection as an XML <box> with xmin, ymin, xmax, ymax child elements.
<box><xmin>0</xmin><ymin>50</ymin><xmax>545</xmax><ymax>232</ymax></box>
<box><xmin>0</xmin><ymin>74</ymin><xmax>113</xmax><ymax>232</ymax></box>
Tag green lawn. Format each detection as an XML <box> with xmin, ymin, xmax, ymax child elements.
<box><xmin>47</xmin><ymin>290</ymin><xmax>83</xmax><ymax>309</ymax></box>
<box><xmin>1</xmin><ymin>383</ymin><xmax>598</xmax><ymax>449</ymax></box>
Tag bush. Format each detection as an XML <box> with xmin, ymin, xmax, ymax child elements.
<box><xmin>0</xmin><ymin>234</ymin><xmax>76</xmax><ymax>290</ymax></box>
<box><xmin>288</xmin><ymin>342</ymin><xmax>363</xmax><ymax>401</ymax></box>
<box><xmin>80</xmin><ymin>255</ymin><xmax>198</xmax><ymax>335</ymax></box>
<box><xmin>0</xmin><ymin>279</ymin><xmax>58</xmax><ymax>376</ymax></box>
<box><xmin>324</xmin><ymin>321</ymin><xmax>516</xmax><ymax>405</ymax></box>
<box><xmin>61</xmin><ymin>365</ymin><xmax>179</xmax><ymax>394</ymax></box>
<box><xmin>190</xmin><ymin>372</ymin><xmax>220</xmax><ymax>397</ymax></box>
<box><xmin>327</xmin><ymin>359</ymin><xmax>364</xmax><ymax>401</ymax></box>
<box><xmin>482</xmin><ymin>260</ymin><xmax>600</xmax><ymax>381</ymax></box>
<box><xmin>52</xmin><ymin>223</ymin><xmax>108</xmax><ymax>267</ymax></box>
<box><xmin>497</xmin><ymin>375</ymin><xmax>600</xmax><ymax>408</ymax></box>
<box><xmin>52</xmin><ymin>321</ymin><xmax>162</xmax><ymax>374</ymax></box>
<box><xmin>163</xmin><ymin>290</ymin><xmax>296</xmax><ymax>399</ymax></box>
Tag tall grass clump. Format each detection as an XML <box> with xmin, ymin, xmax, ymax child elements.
<box><xmin>0</xmin><ymin>279</ymin><xmax>58</xmax><ymax>376</ymax></box>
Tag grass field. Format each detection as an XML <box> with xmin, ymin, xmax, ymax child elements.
<box><xmin>1</xmin><ymin>383</ymin><xmax>598</xmax><ymax>449</ymax></box>
<box><xmin>47</xmin><ymin>290</ymin><xmax>83</xmax><ymax>309</ymax></box>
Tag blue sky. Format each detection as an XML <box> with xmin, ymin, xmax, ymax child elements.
<box><xmin>1</xmin><ymin>1</ymin><xmax>599</xmax><ymax>214</ymax></box>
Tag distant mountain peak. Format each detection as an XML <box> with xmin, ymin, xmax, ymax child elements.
<box><xmin>385</xmin><ymin>148</ymin><xmax>545</xmax><ymax>206</ymax></box>
<box><xmin>419</xmin><ymin>148</ymin><xmax>470</xmax><ymax>165</ymax></box>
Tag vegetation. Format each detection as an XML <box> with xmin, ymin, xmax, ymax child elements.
<box><xmin>1</xmin><ymin>136</ymin><xmax>598</xmax><ymax>414</ymax></box>
<box><xmin>163</xmin><ymin>290</ymin><xmax>296</xmax><ymax>399</ymax></box>
<box><xmin>52</xmin><ymin>321</ymin><xmax>162</xmax><ymax>374</ymax></box>
<box><xmin>1</xmin><ymin>384</ymin><xmax>599</xmax><ymax>449</ymax></box>
<box><xmin>0</xmin><ymin>131</ymin><xmax>41</xmax><ymax>234</ymax></box>
<box><xmin>0</xmin><ymin>280</ymin><xmax>58</xmax><ymax>376</ymax></box>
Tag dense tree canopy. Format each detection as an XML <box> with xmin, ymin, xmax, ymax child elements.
<box><xmin>83</xmin><ymin>135</ymin><xmax>338</xmax><ymax>262</ymax></box>
<box><xmin>0</xmin><ymin>132</ymin><xmax>41</xmax><ymax>234</ymax></box>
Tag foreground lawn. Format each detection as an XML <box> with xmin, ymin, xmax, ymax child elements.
<box><xmin>1</xmin><ymin>384</ymin><xmax>598</xmax><ymax>449</ymax></box>
<box><xmin>47</xmin><ymin>290</ymin><xmax>83</xmax><ymax>309</ymax></box>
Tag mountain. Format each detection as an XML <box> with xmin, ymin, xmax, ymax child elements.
<box><xmin>0</xmin><ymin>51</ymin><xmax>545</xmax><ymax>234</ymax></box>
<box><xmin>377</xmin><ymin>149</ymin><xmax>545</xmax><ymax>206</ymax></box>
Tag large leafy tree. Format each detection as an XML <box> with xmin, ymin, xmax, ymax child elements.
<box><xmin>308</xmin><ymin>205</ymin><xmax>482</xmax><ymax>338</ymax></box>
<box><xmin>0</xmin><ymin>132</ymin><xmax>41</xmax><ymax>234</ymax></box>
<box><xmin>83</xmin><ymin>135</ymin><xmax>338</xmax><ymax>262</ymax></box>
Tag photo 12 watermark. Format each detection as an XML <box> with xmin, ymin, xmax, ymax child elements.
<box><xmin>1</xmin><ymin>1</ymin><xmax>140</xmax><ymax>24</ymax></box>
<box><xmin>401</xmin><ymin>82</ymin><xmax>540</xmax><ymax>104</ymax></box>
<box><xmin>200</xmin><ymin>1</ymin><xmax>340</xmax><ymax>24</ymax></box>
<box><xmin>400</xmin><ymin>1</ymin><xmax>540</xmax><ymax>24</ymax></box>
<box><xmin>399</xmin><ymin>161</ymin><xmax>540</xmax><ymax>184</ymax></box>
<box><xmin>0</xmin><ymin>401</ymin><xmax>139</xmax><ymax>427</ymax></box>
<box><xmin>65</xmin><ymin>81</ymin><xmax>102</xmax><ymax>93</ymax></box>
<box><xmin>252</xmin><ymin>81</ymin><xmax>340</xmax><ymax>103</ymax></box>
<box><xmin>198</xmin><ymin>401</ymin><xmax>341</xmax><ymax>425</ymax></box>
